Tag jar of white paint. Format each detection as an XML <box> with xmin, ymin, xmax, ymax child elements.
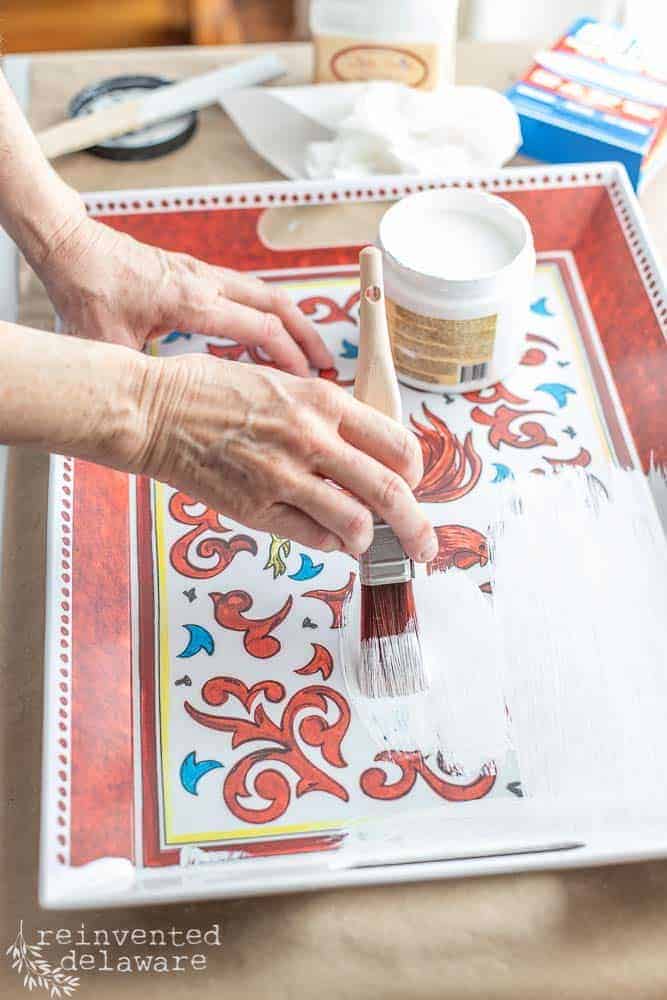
<box><xmin>310</xmin><ymin>0</ymin><xmax>459</xmax><ymax>91</ymax></box>
<box><xmin>378</xmin><ymin>189</ymin><xmax>535</xmax><ymax>393</ymax></box>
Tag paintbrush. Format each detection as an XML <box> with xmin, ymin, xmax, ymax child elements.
<box><xmin>354</xmin><ymin>245</ymin><xmax>428</xmax><ymax>698</ymax></box>
<box><xmin>37</xmin><ymin>54</ymin><xmax>286</xmax><ymax>160</ymax></box>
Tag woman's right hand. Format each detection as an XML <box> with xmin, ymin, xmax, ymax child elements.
<box><xmin>129</xmin><ymin>354</ymin><xmax>438</xmax><ymax>562</ymax></box>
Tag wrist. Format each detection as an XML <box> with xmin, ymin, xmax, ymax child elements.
<box><xmin>124</xmin><ymin>354</ymin><xmax>200</xmax><ymax>482</ymax></box>
<box><xmin>0</xmin><ymin>321</ymin><xmax>151</xmax><ymax>469</ymax></box>
<box><xmin>125</xmin><ymin>353</ymin><xmax>236</xmax><ymax>484</ymax></box>
<box><xmin>11</xmin><ymin>176</ymin><xmax>89</xmax><ymax>275</ymax></box>
<box><xmin>93</xmin><ymin>348</ymin><xmax>160</xmax><ymax>473</ymax></box>
<box><xmin>54</xmin><ymin>336</ymin><xmax>153</xmax><ymax>470</ymax></box>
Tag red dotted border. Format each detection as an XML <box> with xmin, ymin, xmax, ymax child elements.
<box><xmin>608</xmin><ymin>176</ymin><xmax>667</xmax><ymax>338</ymax></box>
<box><xmin>82</xmin><ymin>165</ymin><xmax>606</xmax><ymax>218</ymax></box>
<box><xmin>81</xmin><ymin>165</ymin><xmax>666</xmax><ymax>339</ymax></box>
<box><xmin>54</xmin><ymin>457</ymin><xmax>73</xmax><ymax>866</ymax></box>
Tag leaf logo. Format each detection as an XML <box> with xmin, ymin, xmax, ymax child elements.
<box><xmin>6</xmin><ymin>921</ymin><xmax>80</xmax><ymax>998</ymax></box>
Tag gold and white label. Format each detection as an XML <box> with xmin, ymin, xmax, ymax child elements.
<box><xmin>313</xmin><ymin>35</ymin><xmax>440</xmax><ymax>90</ymax></box>
<box><xmin>386</xmin><ymin>298</ymin><xmax>497</xmax><ymax>385</ymax></box>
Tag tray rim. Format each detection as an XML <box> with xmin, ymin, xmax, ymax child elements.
<box><xmin>40</xmin><ymin>162</ymin><xmax>667</xmax><ymax>909</ymax></box>
<box><xmin>76</xmin><ymin>161</ymin><xmax>667</xmax><ymax>340</ymax></box>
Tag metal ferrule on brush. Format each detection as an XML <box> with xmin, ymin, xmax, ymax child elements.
<box><xmin>359</xmin><ymin>518</ymin><xmax>414</xmax><ymax>587</ymax></box>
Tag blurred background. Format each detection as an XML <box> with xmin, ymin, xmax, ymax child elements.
<box><xmin>0</xmin><ymin>0</ymin><xmax>660</xmax><ymax>54</ymax></box>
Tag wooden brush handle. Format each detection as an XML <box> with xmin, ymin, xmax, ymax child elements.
<box><xmin>354</xmin><ymin>246</ymin><xmax>402</xmax><ymax>423</ymax></box>
<box><xmin>37</xmin><ymin>101</ymin><xmax>144</xmax><ymax>160</ymax></box>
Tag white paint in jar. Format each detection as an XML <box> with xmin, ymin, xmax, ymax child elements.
<box><xmin>378</xmin><ymin>188</ymin><xmax>536</xmax><ymax>392</ymax></box>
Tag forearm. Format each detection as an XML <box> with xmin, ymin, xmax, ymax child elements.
<box><xmin>0</xmin><ymin>320</ymin><xmax>148</xmax><ymax>467</ymax></box>
<box><xmin>0</xmin><ymin>69</ymin><xmax>86</xmax><ymax>271</ymax></box>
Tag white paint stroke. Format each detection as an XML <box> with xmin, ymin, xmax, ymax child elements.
<box><xmin>340</xmin><ymin>566</ymin><xmax>509</xmax><ymax>772</ymax></box>
<box><xmin>490</xmin><ymin>467</ymin><xmax>667</xmax><ymax>812</ymax></box>
<box><xmin>647</xmin><ymin>459</ymin><xmax>667</xmax><ymax>533</ymax></box>
<box><xmin>341</xmin><ymin>466</ymin><xmax>667</xmax><ymax>824</ymax></box>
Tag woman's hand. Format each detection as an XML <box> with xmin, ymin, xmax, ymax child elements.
<box><xmin>130</xmin><ymin>353</ymin><xmax>437</xmax><ymax>561</ymax></box>
<box><xmin>36</xmin><ymin>214</ymin><xmax>333</xmax><ymax>376</ymax></box>
<box><xmin>0</xmin><ymin>70</ymin><xmax>330</xmax><ymax>374</ymax></box>
<box><xmin>1</xmin><ymin>322</ymin><xmax>436</xmax><ymax>560</ymax></box>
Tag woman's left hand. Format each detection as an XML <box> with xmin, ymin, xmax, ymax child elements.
<box><xmin>36</xmin><ymin>215</ymin><xmax>334</xmax><ymax>376</ymax></box>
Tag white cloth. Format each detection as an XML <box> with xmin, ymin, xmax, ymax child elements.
<box><xmin>221</xmin><ymin>81</ymin><xmax>522</xmax><ymax>180</ymax></box>
<box><xmin>303</xmin><ymin>81</ymin><xmax>522</xmax><ymax>178</ymax></box>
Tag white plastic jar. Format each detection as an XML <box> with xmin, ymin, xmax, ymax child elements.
<box><xmin>378</xmin><ymin>188</ymin><xmax>536</xmax><ymax>393</ymax></box>
<box><xmin>310</xmin><ymin>0</ymin><xmax>459</xmax><ymax>91</ymax></box>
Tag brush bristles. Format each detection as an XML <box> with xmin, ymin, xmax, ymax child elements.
<box><xmin>358</xmin><ymin>581</ymin><xmax>429</xmax><ymax>698</ymax></box>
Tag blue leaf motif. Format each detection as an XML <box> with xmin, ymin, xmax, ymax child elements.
<box><xmin>536</xmin><ymin>383</ymin><xmax>576</xmax><ymax>409</ymax></box>
<box><xmin>288</xmin><ymin>553</ymin><xmax>325</xmax><ymax>581</ymax></box>
<box><xmin>163</xmin><ymin>330</ymin><xmax>193</xmax><ymax>344</ymax></box>
<box><xmin>177</xmin><ymin>623</ymin><xmax>215</xmax><ymax>658</ymax></box>
<box><xmin>340</xmin><ymin>338</ymin><xmax>358</xmax><ymax>359</ymax></box>
<box><xmin>530</xmin><ymin>297</ymin><xmax>555</xmax><ymax>317</ymax></box>
<box><xmin>180</xmin><ymin>751</ymin><xmax>223</xmax><ymax>795</ymax></box>
<box><xmin>491</xmin><ymin>463</ymin><xmax>514</xmax><ymax>484</ymax></box>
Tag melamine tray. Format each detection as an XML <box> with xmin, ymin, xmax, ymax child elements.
<box><xmin>40</xmin><ymin>163</ymin><xmax>667</xmax><ymax>908</ymax></box>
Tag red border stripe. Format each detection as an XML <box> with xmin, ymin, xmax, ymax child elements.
<box><xmin>70</xmin><ymin>460</ymin><xmax>134</xmax><ymax>865</ymax></box>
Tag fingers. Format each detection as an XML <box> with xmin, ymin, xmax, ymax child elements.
<box><xmin>182</xmin><ymin>296</ymin><xmax>312</xmax><ymax>376</ymax></box>
<box><xmin>337</xmin><ymin>394</ymin><xmax>424</xmax><ymax>490</ymax></box>
<box><xmin>216</xmin><ymin>269</ymin><xmax>334</xmax><ymax>371</ymax></box>
<box><xmin>258</xmin><ymin>504</ymin><xmax>342</xmax><ymax>553</ymax></box>
<box><xmin>290</xmin><ymin>476</ymin><xmax>375</xmax><ymax>557</ymax></box>
<box><xmin>317</xmin><ymin>444</ymin><xmax>437</xmax><ymax>563</ymax></box>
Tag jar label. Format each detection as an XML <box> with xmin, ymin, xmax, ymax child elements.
<box><xmin>386</xmin><ymin>299</ymin><xmax>497</xmax><ymax>385</ymax></box>
<box><xmin>314</xmin><ymin>35</ymin><xmax>440</xmax><ymax>90</ymax></box>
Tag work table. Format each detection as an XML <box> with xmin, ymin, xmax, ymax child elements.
<box><xmin>1</xmin><ymin>40</ymin><xmax>666</xmax><ymax>1000</ymax></box>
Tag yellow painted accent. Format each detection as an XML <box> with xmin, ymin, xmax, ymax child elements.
<box><xmin>166</xmin><ymin>819</ymin><xmax>345</xmax><ymax>845</ymax></box>
<box><xmin>154</xmin><ymin>481</ymin><xmax>175</xmax><ymax>839</ymax></box>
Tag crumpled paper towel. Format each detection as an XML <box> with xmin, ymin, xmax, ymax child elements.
<box><xmin>304</xmin><ymin>82</ymin><xmax>522</xmax><ymax>178</ymax></box>
<box><xmin>221</xmin><ymin>81</ymin><xmax>522</xmax><ymax>180</ymax></box>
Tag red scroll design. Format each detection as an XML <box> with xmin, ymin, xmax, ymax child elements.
<box><xmin>184</xmin><ymin>677</ymin><xmax>351</xmax><ymax>823</ymax></box>
<box><xmin>169</xmin><ymin>493</ymin><xmax>257</xmax><ymax>579</ymax></box>
<box><xmin>427</xmin><ymin>525</ymin><xmax>489</xmax><ymax>575</ymax></box>
<box><xmin>463</xmin><ymin>383</ymin><xmax>528</xmax><ymax>405</ymax></box>
<box><xmin>295</xmin><ymin>643</ymin><xmax>334</xmax><ymax>680</ymax></box>
<box><xmin>520</xmin><ymin>347</ymin><xmax>546</xmax><ymax>366</ymax></box>
<box><xmin>303</xmin><ymin>572</ymin><xmax>356</xmax><ymax>628</ymax></box>
<box><xmin>527</xmin><ymin>332</ymin><xmax>559</xmax><ymax>350</ymax></box>
<box><xmin>544</xmin><ymin>447</ymin><xmax>592</xmax><ymax>470</ymax></box>
<box><xmin>211</xmin><ymin>591</ymin><xmax>293</xmax><ymax>658</ymax></box>
<box><xmin>471</xmin><ymin>405</ymin><xmax>557</xmax><ymax>451</ymax></box>
<box><xmin>318</xmin><ymin>366</ymin><xmax>355</xmax><ymax>388</ymax></box>
<box><xmin>207</xmin><ymin>342</ymin><xmax>247</xmax><ymax>362</ymax></box>
<box><xmin>299</xmin><ymin>291</ymin><xmax>360</xmax><ymax>326</ymax></box>
<box><xmin>520</xmin><ymin>332</ymin><xmax>560</xmax><ymax>367</ymax></box>
<box><xmin>227</xmin><ymin>345</ymin><xmax>355</xmax><ymax>388</ymax></box>
<box><xmin>411</xmin><ymin>404</ymin><xmax>482</xmax><ymax>503</ymax></box>
<box><xmin>360</xmin><ymin>752</ymin><xmax>496</xmax><ymax>802</ymax></box>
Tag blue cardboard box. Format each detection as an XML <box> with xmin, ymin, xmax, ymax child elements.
<box><xmin>506</xmin><ymin>17</ymin><xmax>667</xmax><ymax>190</ymax></box>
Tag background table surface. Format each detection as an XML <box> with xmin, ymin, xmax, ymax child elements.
<box><xmin>2</xmin><ymin>41</ymin><xmax>667</xmax><ymax>1000</ymax></box>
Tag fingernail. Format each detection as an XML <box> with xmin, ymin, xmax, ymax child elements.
<box><xmin>419</xmin><ymin>535</ymin><xmax>439</xmax><ymax>563</ymax></box>
<box><xmin>321</xmin><ymin>535</ymin><xmax>340</xmax><ymax>552</ymax></box>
